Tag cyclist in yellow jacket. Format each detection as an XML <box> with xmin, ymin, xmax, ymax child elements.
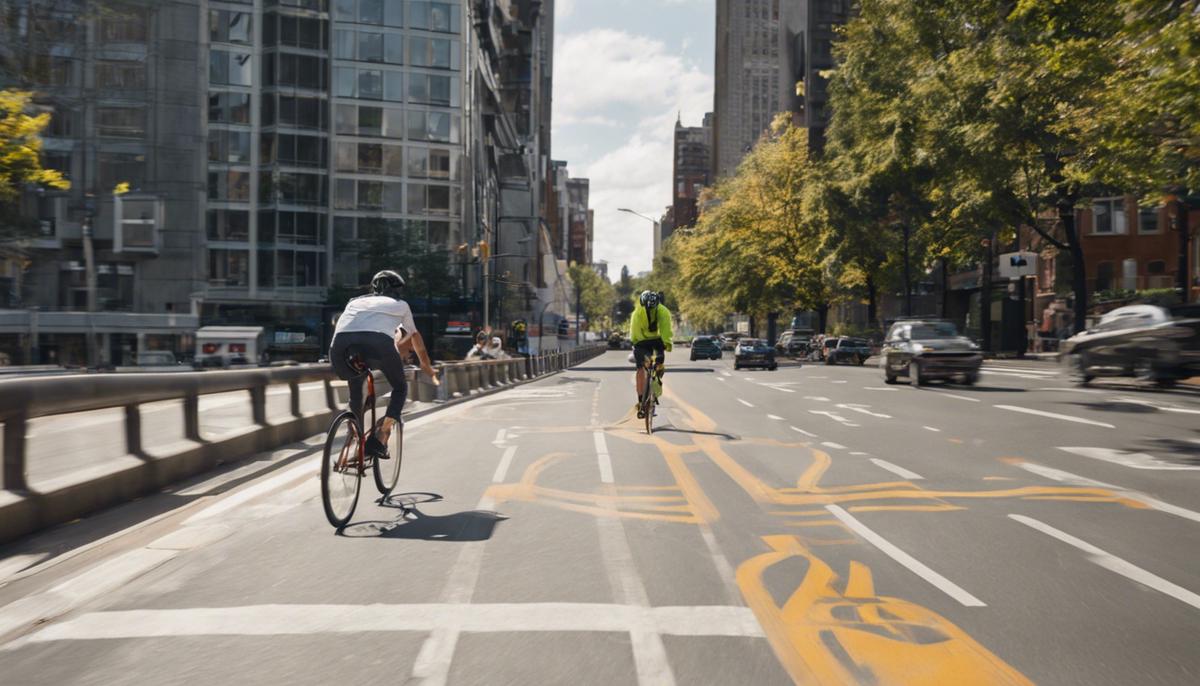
<box><xmin>630</xmin><ymin>290</ymin><xmax>673</xmax><ymax>418</ymax></box>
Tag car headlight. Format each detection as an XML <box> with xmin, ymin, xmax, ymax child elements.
<box><xmin>967</xmin><ymin>341</ymin><xmax>980</xmax><ymax>351</ymax></box>
<box><xmin>910</xmin><ymin>343</ymin><xmax>925</xmax><ymax>353</ymax></box>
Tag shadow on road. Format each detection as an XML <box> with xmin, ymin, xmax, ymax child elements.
<box><xmin>1069</xmin><ymin>401</ymin><xmax>1158</xmax><ymax>414</ymax></box>
<box><xmin>653</xmin><ymin>425</ymin><xmax>738</xmax><ymax>441</ymax></box>
<box><xmin>342</xmin><ymin>492</ymin><xmax>508</xmax><ymax>542</ymax></box>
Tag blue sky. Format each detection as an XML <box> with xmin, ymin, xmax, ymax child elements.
<box><xmin>552</xmin><ymin>0</ymin><xmax>714</xmax><ymax>276</ymax></box>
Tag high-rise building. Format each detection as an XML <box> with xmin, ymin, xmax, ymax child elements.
<box><xmin>781</xmin><ymin>0</ymin><xmax>853</xmax><ymax>153</ymax></box>
<box><xmin>566</xmin><ymin>176</ymin><xmax>589</xmax><ymax>265</ymax></box>
<box><xmin>2</xmin><ymin>0</ymin><xmax>565</xmax><ymax>365</ymax></box>
<box><xmin>670</xmin><ymin>113</ymin><xmax>712</xmax><ymax>238</ymax></box>
<box><xmin>712</xmin><ymin>0</ymin><xmax>787</xmax><ymax>180</ymax></box>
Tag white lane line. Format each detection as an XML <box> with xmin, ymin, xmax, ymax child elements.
<box><xmin>863</xmin><ymin>386</ymin><xmax>900</xmax><ymax>392</ymax></box>
<box><xmin>983</xmin><ymin>365</ymin><xmax>1058</xmax><ymax>374</ymax></box>
<box><xmin>870</xmin><ymin>459</ymin><xmax>924</xmax><ymax>480</ymax></box>
<box><xmin>696</xmin><ymin>526</ymin><xmax>743</xmax><ymax>607</ymax></box>
<box><xmin>736</xmin><ymin>398</ymin><xmax>754</xmax><ymax>408</ymax></box>
<box><xmin>767</xmin><ymin>414</ymin><xmax>784</xmax><ymax>420</ymax></box>
<box><xmin>1059</xmin><ymin>446</ymin><xmax>1200</xmax><ymax>471</ymax></box>
<box><xmin>594</xmin><ymin>431</ymin><xmax>614</xmax><ymax>484</ymax></box>
<box><xmin>1034</xmin><ymin>387</ymin><xmax>1102</xmax><ymax>394</ymax></box>
<box><xmin>993</xmin><ymin>405</ymin><xmax>1115</xmax><ymax>428</ymax></box>
<box><xmin>826</xmin><ymin>505</ymin><xmax>985</xmax><ymax>607</ymax></box>
<box><xmin>1012</xmin><ymin>461</ymin><xmax>1200</xmax><ymax>524</ymax></box>
<box><xmin>830</xmin><ymin>380</ymin><xmax>848</xmax><ymax>384</ymax></box>
<box><xmin>1009</xmin><ymin>515</ymin><xmax>1200</xmax><ymax>611</ymax></box>
<box><xmin>821</xmin><ymin>442</ymin><xmax>847</xmax><ymax>451</ymax></box>
<box><xmin>807</xmin><ymin>410</ymin><xmax>860</xmax><ymax>428</ymax></box>
<box><xmin>743</xmin><ymin>376</ymin><xmax>754</xmax><ymax>382</ymax></box>
<box><xmin>763</xmin><ymin>385</ymin><xmax>796</xmax><ymax>393</ymax></box>
<box><xmin>8</xmin><ymin>603</ymin><xmax>765</xmax><ymax>645</ymax></box>
<box><xmin>492</xmin><ymin>428</ymin><xmax>507</xmax><ymax>447</ymax></box>
<box><xmin>804</xmin><ymin>396</ymin><xmax>831</xmax><ymax>402</ymax></box>
<box><xmin>720</xmin><ymin>370</ymin><xmax>732</xmax><ymax>377</ymax></box>
<box><xmin>789</xmin><ymin>426</ymin><xmax>818</xmax><ymax>438</ymax></box>
<box><xmin>922</xmin><ymin>426</ymin><xmax>941</xmax><ymax>433</ymax></box>
<box><xmin>850</xmin><ymin>451</ymin><xmax>869</xmax><ymax>456</ymax></box>
<box><xmin>492</xmin><ymin>446</ymin><xmax>518</xmax><ymax>483</ymax></box>
<box><xmin>185</xmin><ymin>459</ymin><xmax>316</xmax><ymax>524</ymax></box>
<box><xmin>981</xmin><ymin>370</ymin><xmax>1057</xmax><ymax>380</ymax></box>
<box><xmin>835</xmin><ymin>403</ymin><xmax>892</xmax><ymax>419</ymax></box>
<box><xmin>926</xmin><ymin>389</ymin><xmax>981</xmax><ymax>402</ymax></box>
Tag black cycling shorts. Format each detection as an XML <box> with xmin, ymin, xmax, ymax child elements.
<box><xmin>634</xmin><ymin>338</ymin><xmax>666</xmax><ymax>367</ymax></box>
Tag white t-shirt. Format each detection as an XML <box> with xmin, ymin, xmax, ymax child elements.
<box><xmin>333</xmin><ymin>295</ymin><xmax>417</xmax><ymax>338</ymax></box>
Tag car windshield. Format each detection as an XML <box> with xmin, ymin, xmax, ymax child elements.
<box><xmin>910</xmin><ymin>322</ymin><xmax>959</xmax><ymax>339</ymax></box>
<box><xmin>741</xmin><ymin>339</ymin><xmax>764</xmax><ymax>346</ymax></box>
<box><xmin>842</xmin><ymin>338</ymin><xmax>868</xmax><ymax>347</ymax></box>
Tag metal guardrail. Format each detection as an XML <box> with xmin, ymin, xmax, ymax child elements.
<box><xmin>0</xmin><ymin>344</ymin><xmax>606</xmax><ymax>543</ymax></box>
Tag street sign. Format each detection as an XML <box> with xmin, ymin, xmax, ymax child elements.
<box><xmin>999</xmin><ymin>251</ymin><xmax>1038</xmax><ymax>279</ymax></box>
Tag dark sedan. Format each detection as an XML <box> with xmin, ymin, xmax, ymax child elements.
<box><xmin>826</xmin><ymin>337</ymin><xmax>872</xmax><ymax>365</ymax></box>
<box><xmin>881</xmin><ymin>320</ymin><xmax>982</xmax><ymax>386</ymax></box>
<box><xmin>1061</xmin><ymin>304</ymin><xmax>1200</xmax><ymax>388</ymax></box>
<box><xmin>734</xmin><ymin>338</ymin><xmax>777</xmax><ymax>370</ymax></box>
<box><xmin>690</xmin><ymin>335</ymin><xmax>723</xmax><ymax>360</ymax></box>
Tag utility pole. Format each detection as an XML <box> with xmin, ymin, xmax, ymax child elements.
<box><xmin>82</xmin><ymin>195</ymin><xmax>99</xmax><ymax>367</ymax></box>
<box><xmin>574</xmin><ymin>280</ymin><xmax>581</xmax><ymax>345</ymax></box>
<box><xmin>1170</xmin><ymin>189</ymin><xmax>1191</xmax><ymax>301</ymax></box>
<box><xmin>981</xmin><ymin>234</ymin><xmax>993</xmax><ymax>352</ymax></box>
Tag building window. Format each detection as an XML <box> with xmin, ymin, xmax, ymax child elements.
<box><xmin>1095</xmin><ymin>261</ymin><xmax>1114</xmax><ymax>292</ymax></box>
<box><xmin>209</xmin><ymin>51</ymin><xmax>252</xmax><ymax>86</ymax></box>
<box><xmin>208</xmin><ymin>129</ymin><xmax>252</xmax><ymax>163</ymax></box>
<box><xmin>408</xmin><ymin>73</ymin><xmax>457</xmax><ymax>106</ymax></box>
<box><xmin>209</xmin><ymin>92</ymin><xmax>251</xmax><ymax>124</ymax></box>
<box><xmin>210</xmin><ymin>10</ymin><xmax>252</xmax><ymax>45</ymax></box>
<box><xmin>98</xmin><ymin>61</ymin><xmax>146</xmax><ymax>89</ymax></box>
<box><xmin>271</xmin><ymin>133</ymin><xmax>326</xmax><ymax>167</ymax></box>
<box><xmin>409</xmin><ymin>36</ymin><xmax>457</xmax><ymax>70</ymax></box>
<box><xmin>30</xmin><ymin>55</ymin><xmax>74</xmax><ymax>87</ymax></box>
<box><xmin>276</xmin><ymin>14</ymin><xmax>325</xmax><ymax>50</ymax></box>
<box><xmin>208</xmin><ymin>249</ymin><xmax>249</xmax><ymax>286</ymax></box>
<box><xmin>275</xmin><ymin>172</ymin><xmax>325</xmax><ymax>205</ymax></box>
<box><xmin>206</xmin><ymin>209</ymin><xmax>250</xmax><ymax>242</ymax></box>
<box><xmin>408</xmin><ymin>147</ymin><xmax>454</xmax><ymax>179</ymax></box>
<box><xmin>406</xmin><ymin>110</ymin><xmax>458</xmax><ymax>142</ymax></box>
<box><xmin>208</xmin><ymin>170</ymin><xmax>251</xmax><ymax>201</ymax></box>
<box><xmin>276</xmin><ymin>211</ymin><xmax>324</xmax><ymax>245</ymax></box>
<box><xmin>46</xmin><ymin>106</ymin><xmax>77</xmax><ymax>137</ymax></box>
<box><xmin>1138</xmin><ymin>206</ymin><xmax>1161</xmax><ymax>234</ymax></box>
<box><xmin>1147</xmin><ymin>260</ymin><xmax>1167</xmax><ymax>275</ymax></box>
<box><xmin>335</xmin><ymin>0</ymin><xmax>403</xmax><ymax>27</ymax></box>
<box><xmin>273</xmin><ymin>54</ymin><xmax>324</xmax><ymax>90</ymax></box>
<box><xmin>100</xmin><ymin>8</ymin><xmax>147</xmax><ymax>43</ymax></box>
<box><xmin>99</xmin><ymin>153</ymin><xmax>145</xmax><ymax>191</ymax></box>
<box><xmin>1091</xmin><ymin>198</ymin><xmax>1127</xmax><ymax>235</ymax></box>
<box><xmin>410</xmin><ymin>2</ymin><xmax>460</xmax><ymax>33</ymax></box>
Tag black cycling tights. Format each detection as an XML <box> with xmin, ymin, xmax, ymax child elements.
<box><xmin>330</xmin><ymin>331</ymin><xmax>409</xmax><ymax>423</ymax></box>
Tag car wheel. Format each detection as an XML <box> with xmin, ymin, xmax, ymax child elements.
<box><xmin>882</xmin><ymin>359</ymin><xmax>897</xmax><ymax>384</ymax></box>
<box><xmin>824</xmin><ymin>355</ymin><xmax>834</xmax><ymax>366</ymax></box>
<box><xmin>962</xmin><ymin>373</ymin><xmax>979</xmax><ymax>386</ymax></box>
<box><xmin>1065</xmin><ymin>353</ymin><xmax>1093</xmax><ymax>386</ymax></box>
<box><xmin>734</xmin><ymin>363</ymin><xmax>741</xmax><ymax>370</ymax></box>
<box><xmin>769</xmin><ymin>364</ymin><xmax>778</xmax><ymax>371</ymax></box>
<box><xmin>909</xmin><ymin>360</ymin><xmax>922</xmax><ymax>388</ymax></box>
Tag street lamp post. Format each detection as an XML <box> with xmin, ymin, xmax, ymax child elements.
<box><xmin>618</xmin><ymin>208</ymin><xmax>661</xmax><ymax>257</ymax></box>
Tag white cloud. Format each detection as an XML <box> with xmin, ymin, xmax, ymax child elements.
<box><xmin>553</xmin><ymin>28</ymin><xmax>712</xmax><ymax>274</ymax></box>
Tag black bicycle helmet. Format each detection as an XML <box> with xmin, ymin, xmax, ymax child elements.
<box><xmin>371</xmin><ymin>269</ymin><xmax>405</xmax><ymax>299</ymax></box>
<box><xmin>639</xmin><ymin>290</ymin><xmax>658</xmax><ymax>308</ymax></box>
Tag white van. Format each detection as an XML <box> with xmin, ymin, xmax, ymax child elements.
<box><xmin>194</xmin><ymin>326</ymin><xmax>266</xmax><ymax>369</ymax></box>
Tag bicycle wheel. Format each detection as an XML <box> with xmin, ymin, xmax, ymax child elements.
<box><xmin>641</xmin><ymin>386</ymin><xmax>653</xmax><ymax>435</ymax></box>
<box><xmin>321</xmin><ymin>411</ymin><xmax>362</xmax><ymax>528</ymax></box>
<box><xmin>372</xmin><ymin>419</ymin><xmax>403</xmax><ymax>496</ymax></box>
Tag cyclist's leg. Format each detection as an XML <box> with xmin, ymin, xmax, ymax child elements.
<box><xmin>330</xmin><ymin>335</ymin><xmax>367</xmax><ymax>422</ymax></box>
<box><xmin>633</xmin><ymin>343</ymin><xmax>650</xmax><ymax>399</ymax></box>
<box><xmin>361</xmin><ymin>333</ymin><xmax>408</xmax><ymax>443</ymax></box>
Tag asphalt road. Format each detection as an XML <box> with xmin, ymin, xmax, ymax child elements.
<box><xmin>1</xmin><ymin>349</ymin><xmax>1199</xmax><ymax>685</ymax></box>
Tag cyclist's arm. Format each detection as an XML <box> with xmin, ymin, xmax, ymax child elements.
<box><xmin>396</xmin><ymin>328</ymin><xmax>439</xmax><ymax>384</ymax></box>
<box><xmin>660</xmin><ymin>306</ymin><xmax>674</xmax><ymax>351</ymax></box>
<box><xmin>629</xmin><ymin>307</ymin><xmax>644</xmax><ymax>344</ymax></box>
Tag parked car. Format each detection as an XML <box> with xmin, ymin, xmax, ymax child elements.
<box><xmin>734</xmin><ymin>338</ymin><xmax>777</xmax><ymax>371</ymax></box>
<box><xmin>826</xmin><ymin>337</ymin><xmax>872</xmax><ymax>365</ymax></box>
<box><xmin>881</xmin><ymin>320</ymin><xmax>982</xmax><ymax>386</ymax></box>
<box><xmin>1060</xmin><ymin>304</ymin><xmax>1200</xmax><ymax>388</ymax></box>
<box><xmin>775</xmin><ymin>329</ymin><xmax>811</xmax><ymax>358</ymax></box>
<box><xmin>720</xmin><ymin>332</ymin><xmax>745</xmax><ymax>350</ymax></box>
<box><xmin>194</xmin><ymin>326</ymin><xmax>266</xmax><ymax>369</ymax></box>
<box><xmin>690</xmin><ymin>335</ymin><xmax>723</xmax><ymax>361</ymax></box>
<box><xmin>808</xmin><ymin>335</ymin><xmax>838</xmax><ymax>362</ymax></box>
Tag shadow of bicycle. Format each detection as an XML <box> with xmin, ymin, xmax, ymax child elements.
<box><xmin>341</xmin><ymin>492</ymin><xmax>508</xmax><ymax>541</ymax></box>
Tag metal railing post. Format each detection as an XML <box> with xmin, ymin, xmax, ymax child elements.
<box><xmin>324</xmin><ymin>379</ymin><xmax>338</xmax><ymax>410</ymax></box>
<box><xmin>289</xmin><ymin>380</ymin><xmax>301</xmax><ymax>417</ymax></box>
<box><xmin>2</xmin><ymin>412</ymin><xmax>28</xmax><ymax>492</ymax></box>
<box><xmin>124</xmin><ymin>404</ymin><xmax>143</xmax><ymax>457</ymax></box>
<box><xmin>250</xmin><ymin>383</ymin><xmax>267</xmax><ymax>425</ymax></box>
<box><xmin>183</xmin><ymin>393</ymin><xmax>201</xmax><ymax>442</ymax></box>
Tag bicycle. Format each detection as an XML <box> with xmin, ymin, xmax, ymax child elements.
<box><xmin>320</xmin><ymin>353</ymin><xmax>403</xmax><ymax>528</ymax></box>
<box><xmin>637</xmin><ymin>349</ymin><xmax>664</xmax><ymax>435</ymax></box>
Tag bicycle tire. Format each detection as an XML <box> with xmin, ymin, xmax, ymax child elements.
<box><xmin>372</xmin><ymin>419</ymin><xmax>403</xmax><ymax>496</ymax></box>
<box><xmin>321</xmin><ymin>411</ymin><xmax>362</xmax><ymax>528</ymax></box>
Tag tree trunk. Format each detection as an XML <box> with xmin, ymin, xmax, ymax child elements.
<box><xmin>817</xmin><ymin>303</ymin><xmax>829</xmax><ymax>334</ymax></box>
<box><xmin>1060</xmin><ymin>202</ymin><xmax>1088</xmax><ymax>334</ymax></box>
<box><xmin>866</xmin><ymin>274</ymin><xmax>877</xmax><ymax>329</ymax></box>
<box><xmin>940</xmin><ymin>258</ymin><xmax>949</xmax><ymax>319</ymax></box>
<box><xmin>981</xmin><ymin>234</ymin><xmax>993</xmax><ymax>352</ymax></box>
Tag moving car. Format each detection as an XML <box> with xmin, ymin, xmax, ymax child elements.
<box><xmin>1061</xmin><ymin>304</ymin><xmax>1200</xmax><ymax>388</ymax></box>
<box><xmin>720</xmin><ymin>332</ymin><xmax>744</xmax><ymax>350</ymax></box>
<box><xmin>690</xmin><ymin>335</ymin><xmax>723</xmax><ymax>360</ymax></box>
<box><xmin>826</xmin><ymin>337</ymin><xmax>872</xmax><ymax>365</ymax></box>
<box><xmin>881</xmin><ymin>320</ymin><xmax>982</xmax><ymax>386</ymax></box>
<box><xmin>775</xmin><ymin>330</ymin><xmax>811</xmax><ymax>358</ymax></box>
<box><xmin>734</xmin><ymin>338</ymin><xmax>777</xmax><ymax>371</ymax></box>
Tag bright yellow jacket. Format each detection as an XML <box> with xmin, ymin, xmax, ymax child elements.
<box><xmin>630</xmin><ymin>303</ymin><xmax>673</xmax><ymax>349</ymax></box>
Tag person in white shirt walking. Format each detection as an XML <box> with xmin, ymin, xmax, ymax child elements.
<box><xmin>330</xmin><ymin>270</ymin><xmax>438</xmax><ymax>460</ymax></box>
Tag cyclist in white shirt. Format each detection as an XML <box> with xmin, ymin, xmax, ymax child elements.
<box><xmin>330</xmin><ymin>270</ymin><xmax>438</xmax><ymax>460</ymax></box>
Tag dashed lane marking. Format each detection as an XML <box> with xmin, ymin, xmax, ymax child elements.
<box><xmin>993</xmin><ymin>405</ymin><xmax>1115</xmax><ymax>429</ymax></box>
<box><xmin>789</xmin><ymin>426</ymin><xmax>818</xmax><ymax>438</ymax></box>
<box><xmin>737</xmin><ymin>399</ymin><xmax>755</xmax><ymax>408</ymax></box>
<box><xmin>492</xmin><ymin>446</ymin><xmax>518</xmax><ymax>483</ymax></box>
<box><xmin>923</xmin><ymin>426</ymin><xmax>941</xmax><ymax>433</ymax></box>
<box><xmin>870</xmin><ymin>459</ymin><xmax>924</xmax><ymax>481</ymax></box>
<box><xmin>820</xmin><ymin>442</ymin><xmax>847</xmax><ymax>451</ymax></box>
<box><xmin>594</xmin><ymin>431</ymin><xmax>614</xmax><ymax>484</ymax></box>
<box><xmin>827</xmin><ymin>505</ymin><xmax>985</xmax><ymax>607</ymax></box>
<box><xmin>1009</xmin><ymin>515</ymin><xmax>1200</xmax><ymax>611</ymax></box>
<box><xmin>767</xmin><ymin>414</ymin><xmax>784</xmax><ymax>420</ymax></box>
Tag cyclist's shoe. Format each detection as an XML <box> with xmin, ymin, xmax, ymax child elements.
<box><xmin>636</xmin><ymin>401</ymin><xmax>646</xmax><ymax>419</ymax></box>
<box><xmin>365</xmin><ymin>435</ymin><xmax>390</xmax><ymax>460</ymax></box>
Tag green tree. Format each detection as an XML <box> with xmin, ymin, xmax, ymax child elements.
<box><xmin>327</xmin><ymin>221</ymin><xmax>459</xmax><ymax>308</ymax></box>
<box><xmin>1</xmin><ymin>90</ymin><xmax>70</xmax><ymax>238</ymax></box>
<box><xmin>566</xmin><ymin>262</ymin><xmax>617</xmax><ymax>331</ymax></box>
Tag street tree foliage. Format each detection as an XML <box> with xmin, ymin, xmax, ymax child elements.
<box><xmin>649</xmin><ymin>0</ymin><xmax>1194</xmax><ymax>336</ymax></box>
<box><xmin>567</xmin><ymin>262</ymin><xmax>617</xmax><ymax>331</ymax></box>
<box><xmin>327</xmin><ymin>222</ymin><xmax>458</xmax><ymax>307</ymax></box>
<box><xmin>1</xmin><ymin>90</ymin><xmax>70</xmax><ymax>237</ymax></box>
